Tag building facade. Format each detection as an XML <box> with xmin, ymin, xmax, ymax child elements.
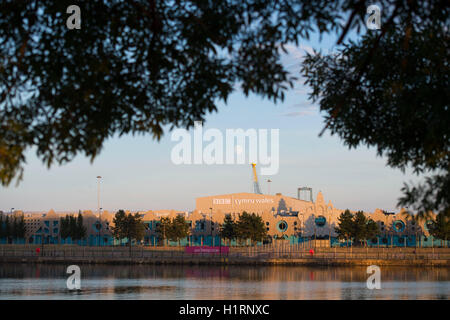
<box><xmin>0</xmin><ymin>191</ymin><xmax>447</xmax><ymax>247</ymax></box>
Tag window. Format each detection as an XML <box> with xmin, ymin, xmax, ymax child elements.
<box><xmin>393</xmin><ymin>220</ymin><xmax>405</xmax><ymax>232</ymax></box>
<box><xmin>277</xmin><ymin>221</ymin><xmax>288</xmax><ymax>232</ymax></box>
<box><xmin>315</xmin><ymin>216</ymin><xmax>326</xmax><ymax>227</ymax></box>
<box><xmin>94</xmin><ymin>222</ymin><xmax>101</xmax><ymax>231</ymax></box>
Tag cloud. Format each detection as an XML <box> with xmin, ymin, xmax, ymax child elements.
<box><xmin>280</xmin><ymin>103</ymin><xmax>318</xmax><ymax>117</ymax></box>
<box><xmin>282</xmin><ymin>110</ymin><xmax>315</xmax><ymax>117</ymax></box>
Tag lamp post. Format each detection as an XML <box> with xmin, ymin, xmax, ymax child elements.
<box><xmin>300</xmin><ymin>213</ymin><xmax>304</xmax><ymax>249</ymax></box>
<box><xmin>99</xmin><ymin>207</ymin><xmax>103</xmax><ymax>246</ymax></box>
<box><xmin>209</xmin><ymin>207</ymin><xmax>213</xmax><ymax>246</ymax></box>
<box><xmin>267</xmin><ymin>179</ymin><xmax>272</xmax><ymax>195</ymax></box>
<box><xmin>96</xmin><ymin>176</ymin><xmax>102</xmax><ymax>218</ymax></box>
<box><xmin>97</xmin><ymin>176</ymin><xmax>102</xmax><ymax>246</ymax></box>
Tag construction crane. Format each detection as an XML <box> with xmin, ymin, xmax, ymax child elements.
<box><xmin>251</xmin><ymin>163</ymin><xmax>263</xmax><ymax>194</ymax></box>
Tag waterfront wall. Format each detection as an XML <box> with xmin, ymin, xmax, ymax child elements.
<box><xmin>1</xmin><ymin>245</ymin><xmax>449</xmax><ymax>267</ymax></box>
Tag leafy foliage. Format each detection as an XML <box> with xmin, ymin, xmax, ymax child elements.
<box><xmin>111</xmin><ymin>210</ymin><xmax>145</xmax><ymax>247</ymax></box>
<box><xmin>156</xmin><ymin>217</ymin><xmax>170</xmax><ymax>244</ymax></box>
<box><xmin>0</xmin><ymin>0</ymin><xmax>343</xmax><ymax>185</ymax></box>
<box><xmin>334</xmin><ymin>209</ymin><xmax>354</xmax><ymax>241</ymax></box>
<box><xmin>59</xmin><ymin>213</ymin><xmax>86</xmax><ymax>241</ymax></box>
<box><xmin>335</xmin><ymin>210</ymin><xmax>380</xmax><ymax>246</ymax></box>
<box><xmin>0</xmin><ymin>214</ymin><xmax>25</xmax><ymax>240</ymax></box>
<box><xmin>1</xmin><ymin>1</ymin><xmax>448</xmax><ymax>218</ymax></box>
<box><xmin>428</xmin><ymin>213</ymin><xmax>450</xmax><ymax>242</ymax></box>
<box><xmin>220</xmin><ymin>214</ymin><xmax>237</xmax><ymax>242</ymax></box>
<box><xmin>301</xmin><ymin>1</ymin><xmax>449</xmax><ymax>218</ymax></box>
<box><xmin>235</xmin><ymin>211</ymin><xmax>267</xmax><ymax>245</ymax></box>
<box><xmin>0</xmin><ymin>215</ymin><xmax>3</xmax><ymax>238</ymax></box>
<box><xmin>156</xmin><ymin>215</ymin><xmax>190</xmax><ymax>244</ymax></box>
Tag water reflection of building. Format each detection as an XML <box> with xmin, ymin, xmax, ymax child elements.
<box><xmin>0</xmin><ymin>190</ymin><xmax>446</xmax><ymax>247</ymax></box>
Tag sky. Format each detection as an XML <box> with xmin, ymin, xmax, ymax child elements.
<box><xmin>0</xmin><ymin>31</ymin><xmax>421</xmax><ymax>214</ymax></box>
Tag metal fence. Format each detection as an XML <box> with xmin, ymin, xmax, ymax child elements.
<box><xmin>1</xmin><ymin>245</ymin><xmax>450</xmax><ymax>261</ymax></box>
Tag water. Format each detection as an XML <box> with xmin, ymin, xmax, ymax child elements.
<box><xmin>0</xmin><ymin>263</ymin><xmax>449</xmax><ymax>300</ymax></box>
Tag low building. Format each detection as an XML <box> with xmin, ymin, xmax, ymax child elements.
<box><xmin>0</xmin><ymin>191</ymin><xmax>446</xmax><ymax>247</ymax></box>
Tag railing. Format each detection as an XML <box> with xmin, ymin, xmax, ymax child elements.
<box><xmin>1</xmin><ymin>245</ymin><xmax>450</xmax><ymax>261</ymax></box>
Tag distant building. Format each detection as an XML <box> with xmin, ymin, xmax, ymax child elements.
<box><xmin>0</xmin><ymin>191</ymin><xmax>445</xmax><ymax>247</ymax></box>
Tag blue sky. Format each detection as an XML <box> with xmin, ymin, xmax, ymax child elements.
<box><xmin>0</xmin><ymin>32</ymin><xmax>420</xmax><ymax>213</ymax></box>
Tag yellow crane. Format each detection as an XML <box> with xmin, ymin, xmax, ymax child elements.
<box><xmin>251</xmin><ymin>163</ymin><xmax>262</xmax><ymax>194</ymax></box>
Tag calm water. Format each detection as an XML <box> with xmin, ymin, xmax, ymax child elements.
<box><xmin>0</xmin><ymin>263</ymin><xmax>449</xmax><ymax>300</ymax></box>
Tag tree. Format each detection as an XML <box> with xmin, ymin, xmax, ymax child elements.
<box><xmin>111</xmin><ymin>210</ymin><xmax>145</xmax><ymax>252</ymax></box>
<box><xmin>75</xmin><ymin>213</ymin><xmax>87</xmax><ymax>242</ymax></box>
<box><xmin>335</xmin><ymin>210</ymin><xmax>380</xmax><ymax>246</ymax></box>
<box><xmin>69</xmin><ymin>215</ymin><xmax>77</xmax><ymax>241</ymax></box>
<box><xmin>156</xmin><ymin>217</ymin><xmax>171</xmax><ymax>246</ymax></box>
<box><xmin>11</xmin><ymin>217</ymin><xmax>18</xmax><ymax>240</ymax></box>
<box><xmin>428</xmin><ymin>213</ymin><xmax>450</xmax><ymax>246</ymax></box>
<box><xmin>1</xmin><ymin>2</ymin><xmax>447</xmax><ymax>218</ymax></box>
<box><xmin>0</xmin><ymin>214</ymin><xmax>3</xmax><ymax>239</ymax></box>
<box><xmin>366</xmin><ymin>219</ymin><xmax>380</xmax><ymax>244</ymax></box>
<box><xmin>220</xmin><ymin>214</ymin><xmax>237</xmax><ymax>244</ymax></box>
<box><xmin>16</xmin><ymin>215</ymin><xmax>26</xmax><ymax>240</ymax></box>
<box><xmin>172</xmin><ymin>215</ymin><xmax>190</xmax><ymax>245</ymax></box>
<box><xmin>334</xmin><ymin>210</ymin><xmax>354</xmax><ymax>242</ymax></box>
<box><xmin>353</xmin><ymin>211</ymin><xmax>370</xmax><ymax>246</ymax></box>
<box><xmin>301</xmin><ymin>3</ymin><xmax>449</xmax><ymax>219</ymax></box>
<box><xmin>235</xmin><ymin>212</ymin><xmax>267</xmax><ymax>246</ymax></box>
<box><xmin>165</xmin><ymin>215</ymin><xmax>190</xmax><ymax>245</ymax></box>
<box><xmin>60</xmin><ymin>216</ymin><xmax>70</xmax><ymax>242</ymax></box>
<box><xmin>4</xmin><ymin>216</ymin><xmax>11</xmax><ymax>243</ymax></box>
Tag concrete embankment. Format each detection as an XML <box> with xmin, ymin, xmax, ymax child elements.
<box><xmin>1</xmin><ymin>256</ymin><xmax>449</xmax><ymax>267</ymax></box>
<box><xmin>1</xmin><ymin>246</ymin><xmax>449</xmax><ymax>267</ymax></box>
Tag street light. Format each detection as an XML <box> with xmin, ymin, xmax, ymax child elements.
<box><xmin>96</xmin><ymin>176</ymin><xmax>102</xmax><ymax>217</ymax></box>
<box><xmin>97</xmin><ymin>176</ymin><xmax>102</xmax><ymax>246</ymax></box>
<box><xmin>209</xmin><ymin>207</ymin><xmax>213</xmax><ymax>246</ymax></box>
<box><xmin>99</xmin><ymin>207</ymin><xmax>103</xmax><ymax>246</ymax></box>
<box><xmin>267</xmin><ymin>179</ymin><xmax>272</xmax><ymax>195</ymax></box>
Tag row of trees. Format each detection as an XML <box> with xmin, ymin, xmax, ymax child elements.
<box><xmin>109</xmin><ymin>210</ymin><xmax>268</xmax><ymax>247</ymax></box>
<box><xmin>157</xmin><ymin>216</ymin><xmax>190</xmax><ymax>245</ymax></box>
<box><xmin>111</xmin><ymin>210</ymin><xmax>146</xmax><ymax>250</ymax></box>
<box><xmin>0</xmin><ymin>214</ymin><xmax>26</xmax><ymax>241</ymax></box>
<box><xmin>4</xmin><ymin>209</ymin><xmax>444</xmax><ymax>247</ymax></box>
<box><xmin>334</xmin><ymin>210</ymin><xmax>380</xmax><ymax>246</ymax></box>
<box><xmin>60</xmin><ymin>213</ymin><xmax>87</xmax><ymax>242</ymax></box>
<box><xmin>220</xmin><ymin>212</ymin><xmax>268</xmax><ymax>245</ymax></box>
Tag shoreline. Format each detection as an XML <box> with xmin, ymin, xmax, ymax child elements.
<box><xmin>1</xmin><ymin>256</ymin><xmax>449</xmax><ymax>267</ymax></box>
<box><xmin>1</xmin><ymin>246</ymin><xmax>449</xmax><ymax>267</ymax></box>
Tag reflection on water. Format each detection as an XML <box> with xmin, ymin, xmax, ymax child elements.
<box><xmin>0</xmin><ymin>263</ymin><xmax>449</xmax><ymax>300</ymax></box>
